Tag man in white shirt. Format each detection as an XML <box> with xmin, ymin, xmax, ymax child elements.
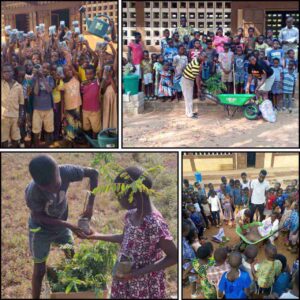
<box><xmin>249</xmin><ymin>169</ymin><xmax>270</xmax><ymax>222</ymax></box>
<box><xmin>278</xmin><ymin>17</ymin><xmax>299</xmax><ymax>56</ymax></box>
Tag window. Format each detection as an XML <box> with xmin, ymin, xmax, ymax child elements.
<box><xmin>162</xmin><ymin>13</ymin><xmax>168</xmax><ymax>19</ymax></box>
<box><xmin>109</xmin><ymin>12</ymin><xmax>113</xmax><ymax>17</ymax></box>
<box><xmin>180</xmin><ymin>2</ymin><xmax>186</xmax><ymax>8</ymax></box>
<box><xmin>123</xmin><ymin>2</ymin><xmax>127</xmax><ymax>8</ymax></box>
<box><xmin>123</xmin><ymin>13</ymin><xmax>127</xmax><ymax>18</ymax></box>
<box><xmin>198</xmin><ymin>13</ymin><xmax>204</xmax><ymax>19</ymax></box>
<box><xmin>123</xmin><ymin>22</ymin><xmax>127</xmax><ymax>27</ymax></box>
<box><xmin>130</xmin><ymin>30</ymin><xmax>135</xmax><ymax>36</ymax></box>
<box><xmin>145</xmin><ymin>2</ymin><xmax>150</xmax><ymax>8</ymax></box>
<box><xmin>190</xmin><ymin>22</ymin><xmax>195</xmax><ymax>28</ymax></box>
<box><xmin>207</xmin><ymin>2</ymin><xmax>213</xmax><ymax>8</ymax></box>
<box><xmin>154</xmin><ymin>12</ymin><xmax>160</xmax><ymax>19</ymax></box>
<box><xmin>88</xmin><ymin>14</ymin><xmax>92</xmax><ymax>18</ymax></box>
<box><xmin>146</xmin><ymin>31</ymin><xmax>151</xmax><ymax>36</ymax></box>
<box><xmin>171</xmin><ymin>22</ymin><xmax>177</xmax><ymax>28</ymax></box>
<box><xmin>145</xmin><ymin>21</ymin><xmax>150</xmax><ymax>27</ymax></box>
<box><xmin>224</xmin><ymin>13</ymin><xmax>231</xmax><ymax>19</ymax></box>
<box><xmin>189</xmin><ymin>13</ymin><xmax>195</xmax><ymax>19</ymax></box>
<box><xmin>198</xmin><ymin>2</ymin><xmax>204</xmax><ymax>8</ymax></box>
<box><xmin>109</xmin><ymin>5</ymin><xmax>113</xmax><ymax>10</ymax></box>
<box><xmin>216</xmin><ymin>13</ymin><xmax>222</xmax><ymax>19</ymax></box>
<box><xmin>198</xmin><ymin>22</ymin><xmax>204</xmax><ymax>28</ymax></box>
<box><xmin>180</xmin><ymin>13</ymin><xmax>186</xmax><ymax>18</ymax></box>
<box><xmin>189</xmin><ymin>3</ymin><xmax>195</xmax><ymax>8</ymax></box>
<box><xmin>130</xmin><ymin>21</ymin><xmax>136</xmax><ymax>27</ymax></box>
<box><xmin>216</xmin><ymin>2</ymin><xmax>223</xmax><ymax>9</ymax></box>
<box><xmin>153</xmin><ymin>2</ymin><xmax>159</xmax><ymax>8</ymax></box>
<box><xmin>145</xmin><ymin>12</ymin><xmax>150</xmax><ymax>18</ymax></box>
<box><xmin>162</xmin><ymin>22</ymin><xmax>168</xmax><ymax>28</ymax></box>
<box><xmin>130</xmin><ymin>2</ymin><xmax>135</xmax><ymax>8</ymax></box>
<box><xmin>225</xmin><ymin>2</ymin><xmax>231</xmax><ymax>9</ymax></box>
<box><xmin>225</xmin><ymin>22</ymin><xmax>230</xmax><ymax>28</ymax></box>
<box><xmin>162</xmin><ymin>2</ymin><xmax>168</xmax><ymax>8</ymax></box>
<box><xmin>207</xmin><ymin>13</ymin><xmax>214</xmax><ymax>19</ymax></box>
<box><xmin>154</xmin><ymin>30</ymin><xmax>160</xmax><ymax>36</ymax></box>
<box><xmin>216</xmin><ymin>22</ymin><xmax>222</xmax><ymax>27</ymax></box>
<box><xmin>171</xmin><ymin>2</ymin><xmax>177</xmax><ymax>8</ymax></box>
<box><xmin>155</xmin><ymin>40</ymin><xmax>160</xmax><ymax>45</ymax></box>
<box><xmin>172</xmin><ymin>13</ymin><xmax>177</xmax><ymax>19</ymax></box>
<box><xmin>208</xmin><ymin>22</ymin><xmax>213</xmax><ymax>28</ymax></box>
<box><xmin>123</xmin><ymin>30</ymin><xmax>127</xmax><ymax>36</ymax></box>
<box><xmin>154</xmin><ymin>21</ymin><xmax>159</xmax><ymax>28</ymax></box>
<box><xmin>103</xmin><ymin>6</ymin><xmax>107</xmax><ymax>10</ymax></box>
<box><xmin>130</xmin><ymin>13</ymin><xmax>136</xmax><ymax>18</ymax></box>
<box><xmin>146</xmin><ymin>40</ymin><xmax>151</xmax><ymax>45</ymax></box>
<box><xmin>124</xmin><ymin>40</ymin><xmax>128</xmax><ymax>45</ymax></box>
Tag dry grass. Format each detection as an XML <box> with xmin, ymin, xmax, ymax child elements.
<box><xmin>1</xmin><ymin>153</ymin><xmax>178</xmax><ymax>299</ymax></box>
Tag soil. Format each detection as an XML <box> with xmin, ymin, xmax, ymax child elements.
<box><xmin>123</xmin><ymin>98</ymin><xmax>299</xmax><ymax>148</ymax></box>
<box><xmin>183</xmin><ymin>222</ymin><xmax>298</xmax><ymax>299</ymax></box>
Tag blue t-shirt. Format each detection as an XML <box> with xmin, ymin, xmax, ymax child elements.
<box><xmin>164</xmin><ymin>47</ymin><xmax>178</xmax><ymax>64</ymax></box>
<box><xmin>272</xmin><ymin>272</ymin><xmax>291</xmax><ymax>297</ymax></box>
<box><xmin>219</xmin><ymin>270</ymin><xmax>251</xmax><ymax>299</ymax></box>
<box><xmin>233</xmin><ymin>188</ymin><xmax>243</xmax><ymax>205</ymax></box>
<box><xmin>275</xmin><ymin>196</ymin><xmax>285</xmax><ymax>208</ymax></box>
<box><xmin>32</xmin><ymin>75</ymin><xmax>55</xmax><ymax>110</ymax></box>
<box><xmin>190</xmin><ymin>212</ymin><xmax>203</xmax><ymax>228</ymax></box>
<box><xmin>183</xmin><ymin>237</ymin><xmax>196</xmax><ymax>260</ymax></box>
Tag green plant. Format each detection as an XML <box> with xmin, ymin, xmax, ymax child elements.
<box><xmin>91</xmin><ymin>154</ymin><xmax>164</xmax><ymax>204</ymax></box>
<box><xmin>204</xmin><ymin>73</ymin><xmax>227</xmax><ymax>95</ymax></box>
<box><xmin>48</xmin><ymin>241</ymin><xmax>118</xmax><ymax>296</ymax></box>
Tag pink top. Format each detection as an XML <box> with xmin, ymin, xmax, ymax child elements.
<box><xmin>111</xmin><ymin>209</ymin><xmax>173</xmax><ymax>299</ymax></box>
<box><xmin>128</xmin><ymin>41</ymin><xmax>144</xmax><ymax>65</ymax></box>
<box><xmin>213</xmin><ymin>35</ymin><xmax>229</xmax><ymax>53</ymax></box>
<box><xmin>81</xmin><ymin>80</ymin><xmax>100</xmax><ymax>112</ymax></box>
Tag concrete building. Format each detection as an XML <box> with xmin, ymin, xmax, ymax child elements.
<box><xmin>122</xmin><ymin>1</ymin><xmax>299</xmax><ymax>52</ymax></box>
<box><xmin>1</xmin><ymin>1</ymin><xmax>117</xmax><ymax>36</ymax></box>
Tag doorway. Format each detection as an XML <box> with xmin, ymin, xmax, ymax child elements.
<box><xmin>51</xmin><ymin>9</ymin><xmax>69</xmax><ymax>28</ymax></box>
<box><xmin>16</xmin><ymin>14</ymin><xmax>29</xmax><ymax>32</ymax></box>
<box><xmin>247</xmin><ymin>153</ymin><xmax>256</xmax><ymax>167</ymax></box>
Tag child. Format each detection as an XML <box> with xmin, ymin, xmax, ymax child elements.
<box><xmin>271</xmin><ymin>58</ymin><xmax>283</xmax><ymax>110</ymax></box>
<box><xmin>275</xmin><ymin>188</ymin><xmax>286</xmax><ymax>213</ymax></box>
<box><xmin>201</xmin><ymin>197</ymin><xmax>214</xmax><ymax>229</ymax></box>
<box><xmin>183</xmin><ymin>220</ymin><xmax>196</xmax><ymax>261</ymax></box>
<box><xmin>172</xmin><ymin>32</ymin><xmax>182</xmax><ymax>49</ymax></box>
<box><xmin>173</xmin><ymin>45</ymin><xmax>188</xmax><ymax>101</ymax></box>
<box><xmin>265</xmin><ymin>188</ymin><xmax>276</xmax><ymax>216</ymax></box>
<box><xmin>163</xmin><ymin>38</ymin><xmax>178</xmax><ymax>66</ymax></box>
<box><xmin>233</xmin><ymin>180</ymin><xmax>243</xmax><ymax>215</ymax></box>
<box><xmin>160</xmin><ymin>29</ymin><xmax>170</xmax><ymax>55</ymax></box>
<box><xmin>189</xmin><ymin>31</ymin><xmax>201</xmax><ymax>49</ymax></box>
<box><xmin>188</xmin><ymin>39</ymin><xmax>202</xmax><ymax>62</ymax></box>
<box><xmin>222</xmin><ymin>192</ymin><xmax>234</xmax><ymax>226</ymax></box>
<box><xmin>252</xmin><ymin>244</ymin><xmax>282</xmax><ymax>295</ymax></box>
<box><xmin>257</xmin><ymin>212</ymin><xmax>280</xmax><ymax>244</ymax></box>
<box><xmin>218</xmin><ymin>252</ymin><xmax>251</xmax><ymax>299</ymax></box>
<box><xmin>255</xmin><ymin>34</ymin><xmax>268</xmax><ymax>55</ymax></box>
<box><xmin>1</xmin><ymin>64</ymin><xmax>25</xmax><ymax>148</ymax></box>
<box><xmin>218</xmin><ymin>43</ymin><xmax>234</xmax><ymax>94</ymax></box>
<box><xmin>208</xmin><ymin>191</ymin><xmax>222</xmax><ymax>228</ymax></box>
<box><xmin>285</xmin><ymin>202</ymin><xmax>299</xmax><ymax>253</ymax></box>
<box><xmin>187</xmin><ymin>228</ymin><xmax>202</xmax><ymax>252</ymax></box>
<box><xmin>242</xmin><ymin>187</ymin><xmax>250</xmax><ymax>209</ymax></box>
<box><xmin>240</xmin><ymin>245</ymin><xmax>259</xmax><ymax>296</ymax></box>
<box><xmin>280</xmin><ymin>198</ymin><xmax>293</xmax><ymax>233</ymax></box>
<box><xmin>201</xmin><ymin>34</ymin><xmax>208</xmax><ymax>50</ymax></box>
<box><xmin>240</xmin><ymin>172</ymin><xmax>251</xmax><ymax>189</ymax></box>
<box><xmin>187</xmin><ymin>204</ymin><xmax>205</xmax><ymax>238</ymax></box>
<box><xmin>268</xmin><ymin>39</ymin><xmax>284</xmax><ymax>66</ymax></box>
<box><xmin>87</xmin><ymin>166</ymin><xmax>177</xmax><ymax>299</ymax></box>
<box><xmin>203</xmin><ymin>39</ymin><xmax>217</xmax><ymax>79</ymax></box>
<box><xmin>234</xmin><ymin>46</ymin><xmax>245</xmax><ymax>93</ymax></box>
<box><xmin>25</xmin><ymin>154</ymin><xmax>99</xmax><ymax>298</ymax></box>
<box><xmin>207</xmin><ymin>247</ymin><xmax>230</xmax><ymax>288</ymax></box>
<box><xmin>279</xmin><ymin>269</ymin><xmax>299</xmax><ymax>299</ymax></box>
<box><xmin>272</xmin><ymin>254</ymin><xmax>291</xmax><ymax>297</ymax></box>
<box><xmin>158</xmin><ymin>62</ymin><xmax>174</xmax><ymax>101</ymax></box>
<box><xmin>32</xmin><ymin>62</ymin><xmax>55</xmax><ymax>147</ymax></box>
<box><xmin>245</xmin><ymin>27</ymin><xmax>256</xmax><ymax>51</ymax></box>
<box><xmin>141</xmin><ymin>50</ymin><xmax>153</xmax><ymax>101</ymax></box>
<box><xmin>80</xmin><ymin>65</ymin><xmax>101</xmax><ymax>139</ymax></box>
<box><xmin>152</xmin><ymin>55</ymin><xmax>164</xmax><ymax>99</ymax></box>
<box><xmin>207</xmin><ymin>183</ymin><xmax>215</xmax><ymax>198</ymax></box>
<box><xmin>282</xmin><ymin>60</ymin><xmax>296</xmax><ymax>113</ymax></box>
<box><xmin>128</xmin><ymin>32</ymin><xmax>143</xmax><ymax>86</ymax></box>
<box><xmin>265</xmin><ymin>38</ymin><xmax>274</xmax><ymax>58</ymax></box>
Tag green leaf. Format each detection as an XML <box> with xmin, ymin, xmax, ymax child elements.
<box><xmin>65</xmin><ymin>282</ymin><xmax>73</xmax><ymax>294</ymax></box>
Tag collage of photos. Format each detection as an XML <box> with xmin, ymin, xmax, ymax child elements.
<box><xmin>1</xmin><ymin>1</ymin><xmax>299</xmax><ymax>300</ymax></box>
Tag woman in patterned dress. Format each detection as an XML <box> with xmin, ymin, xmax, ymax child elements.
<box><xmin>84</xmin><ymin>166</ymin><xmax>177</xmax><ymax>299</ymax></box>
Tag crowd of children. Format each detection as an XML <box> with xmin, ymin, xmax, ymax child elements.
<box><xmin>183</xmin><ymin>174</ymin><xmax>299</xmax><ymax>299</ymax></box>
<box><xmin>123</xmin><ymin>21</ymin><xmax>298</xmax><ymax>114</ymax></box>
<box><xmin>1</xmin><ymin>21</ymin><xmax>118</xmax><ymax>148</ymax></box>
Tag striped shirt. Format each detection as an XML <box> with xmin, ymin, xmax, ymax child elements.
<box><xmin>283</xmin><ymin>69</ymin><xmax>296</xmax><ymax>94</ymax></box>
<box><xmin>183</xmin><ymin>58</ymin><xmax>201</xmax><ymax>80</ymax></box>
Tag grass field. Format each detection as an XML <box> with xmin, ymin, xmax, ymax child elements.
<box><xmin>1</xmin><ymin>152</ymin><xmax>178</xmax><ymax>299</ymax></box>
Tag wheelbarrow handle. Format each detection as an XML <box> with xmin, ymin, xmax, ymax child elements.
<box><xmin>202</xmin><ymin>92</ymin><xmax>220</xmax><ymax>104</ymax></box>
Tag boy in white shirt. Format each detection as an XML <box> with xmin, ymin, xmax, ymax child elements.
<box><xmin>208</xmin><ymin>190</ymin><xmax>223</xmax><ymax>228</ymax></box>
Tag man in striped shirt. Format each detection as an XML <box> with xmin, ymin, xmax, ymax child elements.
<box><xmin>182</xmin><ymin>51</ymin><xmax>207</xmax><ymax>118</ymax></box>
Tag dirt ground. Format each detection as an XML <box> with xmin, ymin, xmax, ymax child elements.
<box><xmin>123</xmin><ymin>98</ymin><xmax>299</xmax><ymax>148</ymax></box>
<box><xmin>183</xmin><ymin>222</ymin><xmax>298</xmax><ymax>299</ymax></box>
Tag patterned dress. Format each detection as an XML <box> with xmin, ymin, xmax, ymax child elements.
<box><xmin>111</xmin><ymin>209</ymin><xmax>173</xmax><ymax>299</ymax></box>
<box><xmin>192</xmin><ymin>258</ymin><xmax>217</xmax><ymax>299</ymax></box>
<box><xmin>158</xmin><ymin>70</ymin><xmax>174</xmax><ymax>97</ymax></box>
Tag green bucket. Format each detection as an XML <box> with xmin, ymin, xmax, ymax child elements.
<box><xmin>218</xmin><ymin>94</ymin><xmax>256</xmax><ymax>106</ymax></box>
<box><xmin>98</xmin><ymin>128</ymin><xmax>118</xmax><ymax>148</ymax></box>
<box><xmin>123</xmin><ymin>74</ymin><xmax>139</xmax><ymax>95</ymax></box>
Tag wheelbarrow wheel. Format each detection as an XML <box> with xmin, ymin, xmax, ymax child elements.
<box><xmin>243</xmin><ymin>104</ymin><xmax>260</xmax><ymax>120</ymax></box>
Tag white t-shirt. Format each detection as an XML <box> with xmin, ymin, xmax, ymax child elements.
<box><xmin>241</xmin><ymin>180</ymin><xmax>251</xmax><ymax>190</ymax></box>
<box><xmin>208</xmin><ymin>195</ymin><xmax>221</xmax><ymax>212</ymax></box>
<box><xmin>194</xmin><ymin>202</ymin><xmax>201</xmax><ymax>212</ymax></box>
<box><xmin>280</xmin><ymin>291</ymin><xmax>298</xmax><ymax>299</ymax></box>
<box><xmin>250</xmin><ymin>179</ymin><xmax>270</xmax><ymax>205</ymax></box>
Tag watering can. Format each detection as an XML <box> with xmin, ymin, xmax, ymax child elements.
<box><xmin>84</xmin><ymin>128</ymin><xmax>118</xmax><ymax>148</ymax></box>
<box><xmin>79</xmin><ymin>6</ymin><xmax>112</xmax><ymax>38</ymax></box>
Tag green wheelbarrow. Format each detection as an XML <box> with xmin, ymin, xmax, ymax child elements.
<box><xmin>84</xmin><ymin>128</ymin><xmax>118</xmax><ymax>148</ymax></box>
<box><xmin>202</xmin><ymin>92</ymin><xmax>260</xmax><ymax>120</ymax></box>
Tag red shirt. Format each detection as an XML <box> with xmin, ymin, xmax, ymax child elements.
<box><xmin>266</xmin><ymin>195</ymin><xmax>276</xmax><ymax>210</ymax></box>
<box><xmin>81</xmin><ymin>80</ymin><xmax>100</xmax><ymax>112</ymax></box>
<box><xmin>128</xmin><ymin>41</ymin><xmax>143</xmax><ymax>65</ymax></box>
